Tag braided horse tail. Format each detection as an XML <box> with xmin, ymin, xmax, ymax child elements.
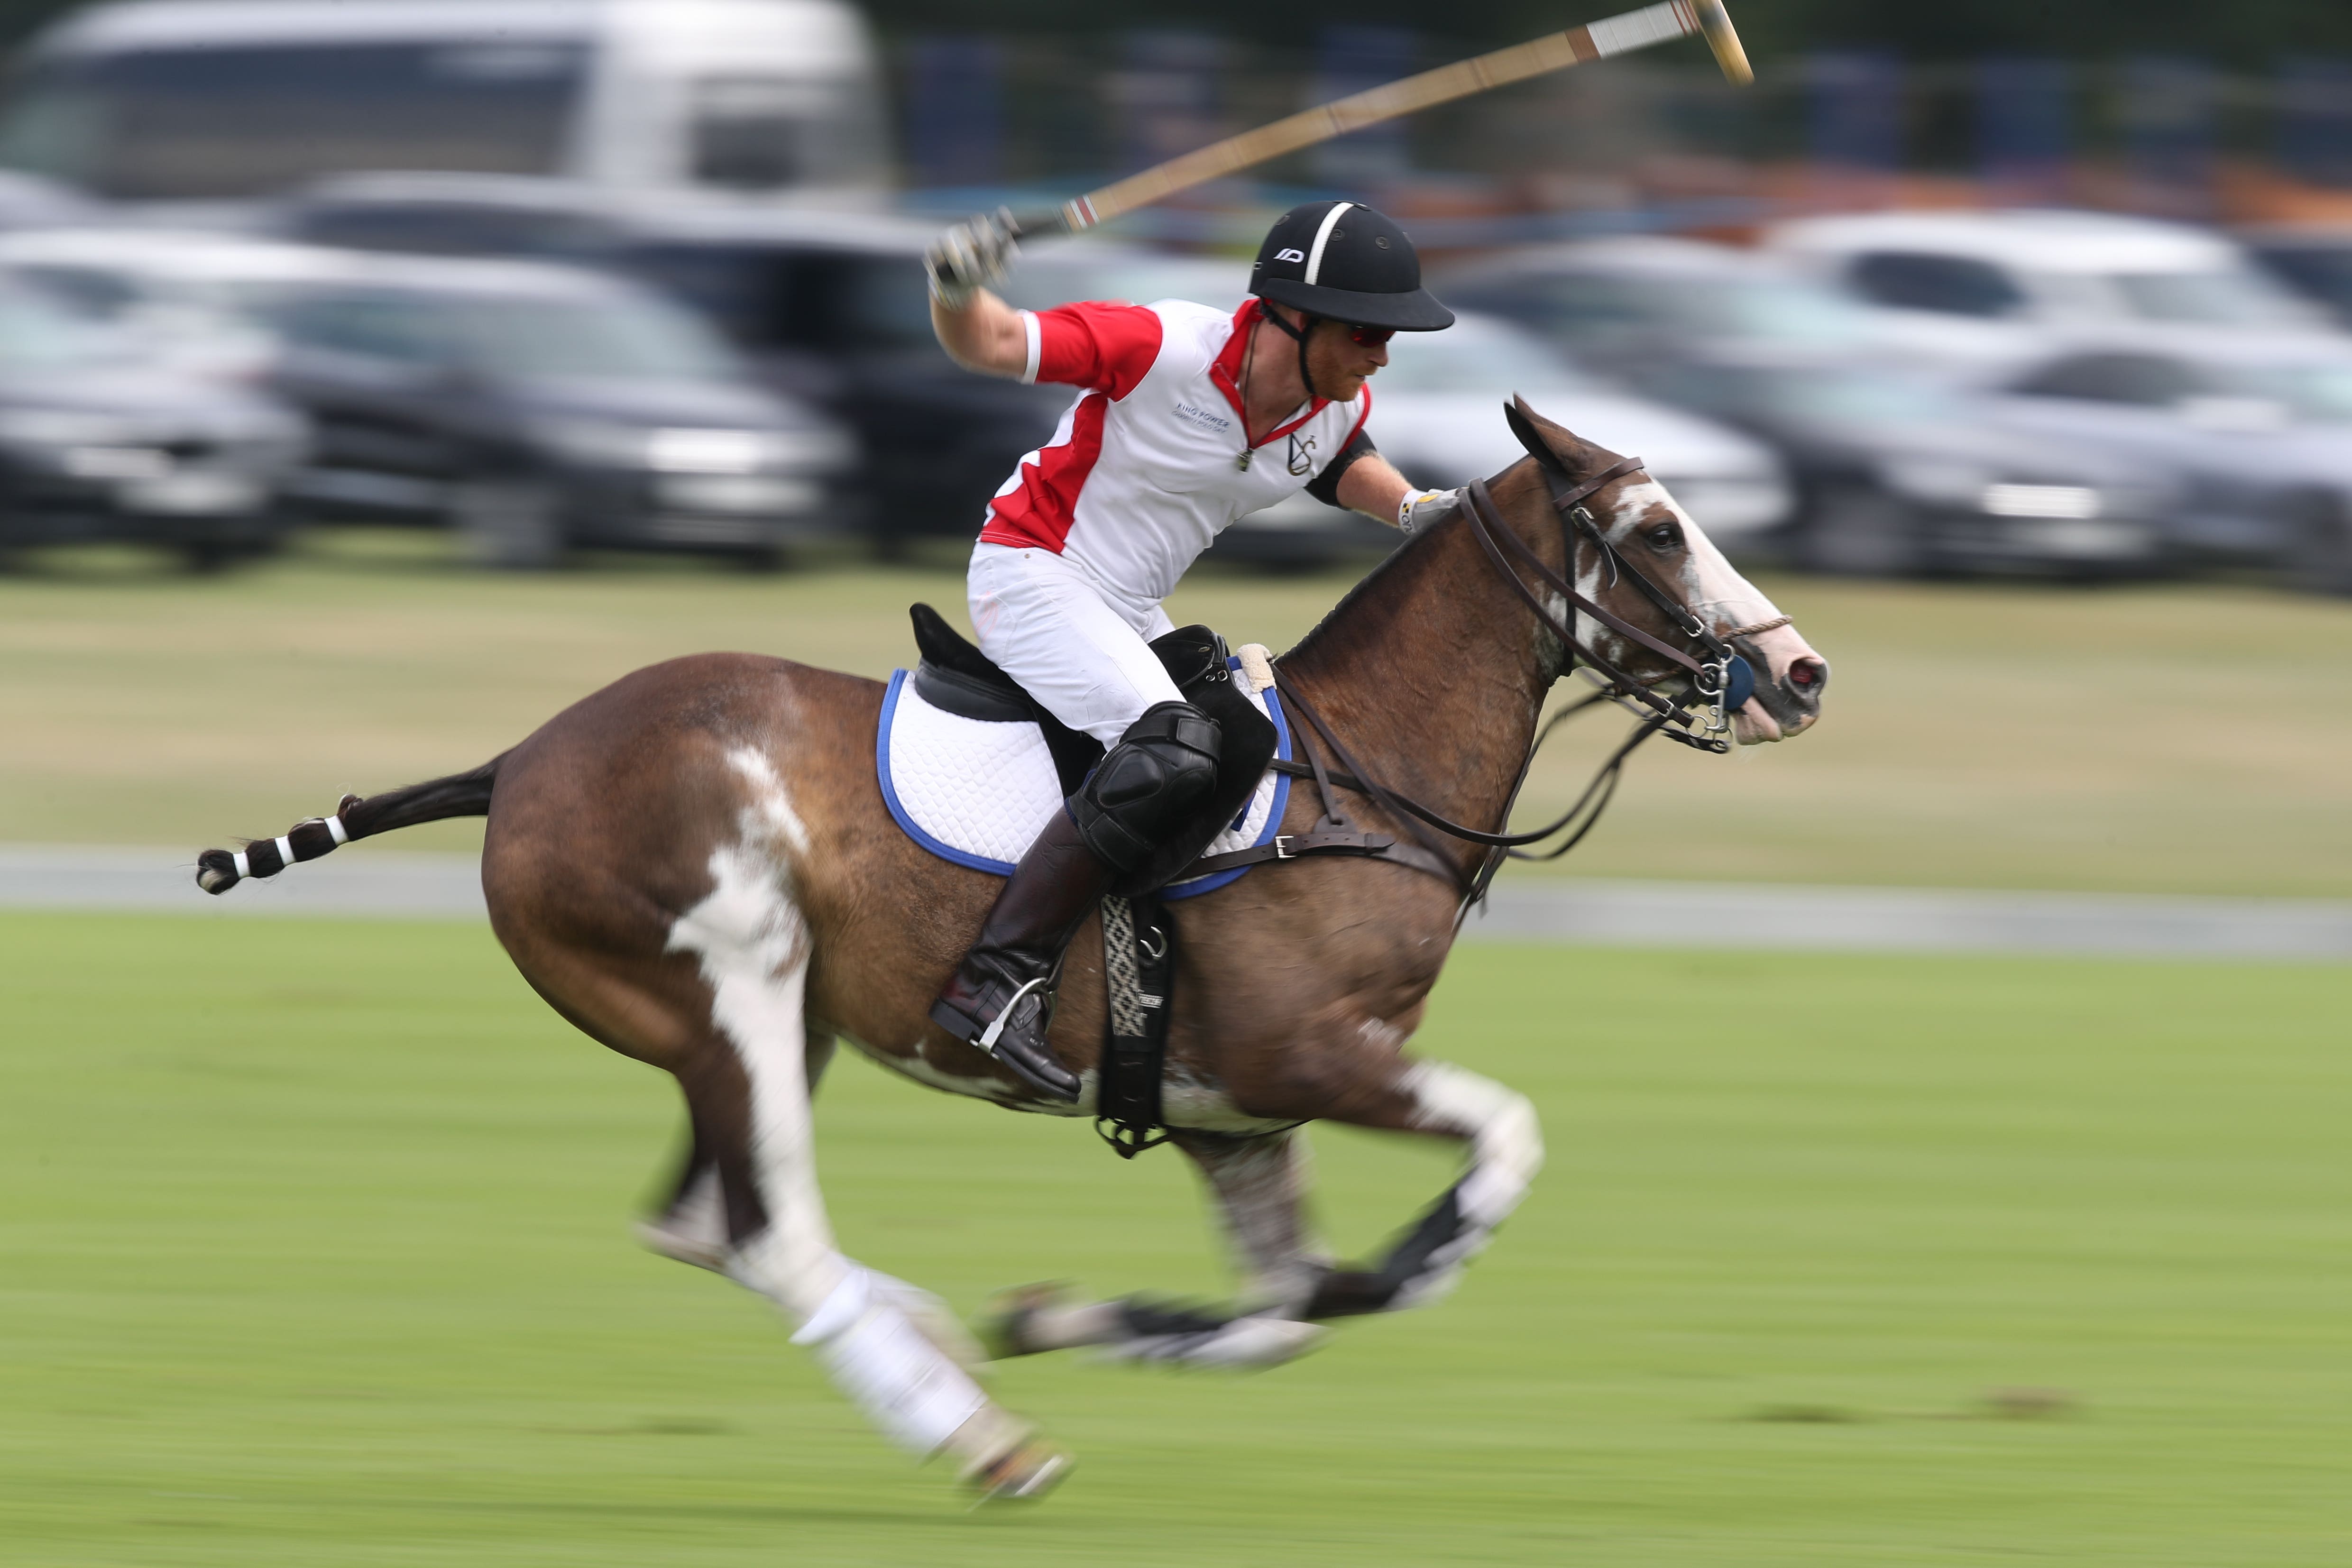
<box><xmin>194</xmin><ymin>756</ymin><xmax>504</xmax><ymax>895</ymax></box>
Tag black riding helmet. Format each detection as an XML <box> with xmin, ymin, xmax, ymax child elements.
<box><xmin>1249</xmin><ymin>200</ymin><xmax>1452</xmax><ymax>398</ymax></box>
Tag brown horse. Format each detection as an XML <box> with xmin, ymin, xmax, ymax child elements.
<box><xmin>195</xmin><ymin>402</ymin><xmax>1827</xmax><ymax>1500</ymax></box>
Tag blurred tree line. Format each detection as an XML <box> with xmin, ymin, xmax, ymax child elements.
<box><xmin>868</xmin><ymin>0</ymin><xmax>2343</xmax><ymax>60</ymax></box>
<box><xmin>0</xmin><ymin>0</ymin><xmax>2343</xmax><ymax>60</ymax></box>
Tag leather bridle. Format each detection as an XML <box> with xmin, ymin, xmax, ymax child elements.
<box><xmin>1259</xmin><ymin>408</ymin><xmax>1758</xmax><ymax>914</ymax></box>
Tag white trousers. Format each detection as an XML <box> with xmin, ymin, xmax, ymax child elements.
<box><xmin>968</xmin><ymin>542</ymin><xmax>1180</xmax><ymax>746</ymax></box>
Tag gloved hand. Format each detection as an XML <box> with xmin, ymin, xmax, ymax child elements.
<box><xmin>927</xmin><ymin>207</ymin><xmax>1020</xmax><ymax>310</ymax></box>
<box><xmin>1396</xmin><ymin>486</ymin><xmax>1465</xmax><ymax>534</ymax></box>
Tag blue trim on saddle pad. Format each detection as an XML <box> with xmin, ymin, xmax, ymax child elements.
<box><xmin>875</xmin><ymin>658</ymin><xmax>1292</xmax><ymax>900</ymax></box>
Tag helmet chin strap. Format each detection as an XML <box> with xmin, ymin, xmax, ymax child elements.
<box><xmin>1264</xmin><ymin>305</ymin><xmax>1320</xmax><ymax>402</ymax></box>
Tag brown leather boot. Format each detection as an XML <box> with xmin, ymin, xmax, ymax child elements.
<box><xmin>929</xmin><ymin>808</ymin><xmax>1113</xmax><ymax>1101</ymax></box>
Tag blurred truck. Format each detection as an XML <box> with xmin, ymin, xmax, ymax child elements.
<box><xmin>0</xmin><ymin>0</ymin><xmax>888</xmax><ymax>211</ymax></box>
<box><xmin>0</xmin><ymin>230</ymin><xmax>858</xmax><ymax>567</ymax></box>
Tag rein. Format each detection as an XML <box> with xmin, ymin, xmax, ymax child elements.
<box><xmin>1258</xmin><ymin>420</ymin><xmax>1750</xmax><ymax>908</ymax></box>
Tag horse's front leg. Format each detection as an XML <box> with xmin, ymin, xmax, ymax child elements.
<box><xmin>1302</xmin><ymin>1057</ymin><xmax>1545</xmax><ymax>1319</ymax></box>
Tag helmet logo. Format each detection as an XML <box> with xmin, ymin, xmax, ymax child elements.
<box><xmin>1274</xmin><ymin>248</ymin><xmax>1306</xmax><ymax>263</ymax></box>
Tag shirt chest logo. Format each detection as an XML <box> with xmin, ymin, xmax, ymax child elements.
<box><xmin>1171</xmin><ymin>400</ymin><xmax>1232</xmax><ymax>436</ymax></box>
<box><xmin>1286</xmin><ymin>431</ymin><xmax>1316</xmax><ymax>476</ymax></box>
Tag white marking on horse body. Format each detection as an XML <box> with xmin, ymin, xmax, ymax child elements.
<box><xmin>666</xmin><ymin>841</ymin><xmax>842</xmax><ymax>1316</ymax></box>
<box><xmin>1161</xmin><ymin>1068</ymin><xmax>1301</xmax><ymax>1136</ymax></box>
<box><xmin>724</xmin><ymin>745</ymin><xmax>812</xmax><ymax>857</ymax></box>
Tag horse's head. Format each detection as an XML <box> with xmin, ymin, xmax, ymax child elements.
<box><xmin>1501</xmin><ymin>396</ymin><xmax>1828</xmax><ymax>745</ymax></box>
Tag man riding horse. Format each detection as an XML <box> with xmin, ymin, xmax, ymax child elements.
<box><xmin>924</xmin><ymin>201</ymin><xmax>1465</xmax><ymax>1101</ymax></box>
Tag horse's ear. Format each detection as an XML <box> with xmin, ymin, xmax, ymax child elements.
<box><xmin>1505</xmin><ymin>394</ymin><xmax>1594</xmax><ymax>477</ymax></box>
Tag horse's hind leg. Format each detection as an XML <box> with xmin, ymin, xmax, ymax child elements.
<box><xmin>1305</xmin><ymin>1059</ymin><xmax>1544</xmax><ymax>1320</ymax></box>
<box><xmin>638</xmin><ymin>1029</ymin><xmax>835</xmax><ymax>1275</ymax></box>
<box><xmin>652</xmin><ymin>886</ymin><xmax>1065</xmax><ymax>1497</ymax></box>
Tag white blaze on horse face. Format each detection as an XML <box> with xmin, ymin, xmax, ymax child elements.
<box><xmin>1607</xmin><ymin>480</ymin><xmax>1826</xmax><ymax>745</ymax></box>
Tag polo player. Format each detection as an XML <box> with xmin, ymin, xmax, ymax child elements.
<box><xmin>923</xmin><ymin>200</ymin><xmax>1460</xmax><ymax>1102</ymax></box>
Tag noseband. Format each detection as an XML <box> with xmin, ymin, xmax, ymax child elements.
<box><xmin>1262</xmin><ymin>411</ymin><xmax>1759</xmax><ymax>916</ymax></box>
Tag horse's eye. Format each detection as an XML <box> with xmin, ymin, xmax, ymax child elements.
<box><xmin>1645</xmin><ymin>522</ymin><xmax>1684</xmax><ymax>551</ymax></box>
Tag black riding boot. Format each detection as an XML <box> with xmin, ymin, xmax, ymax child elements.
<box><xmin>928</xmin><ymin>808</ymin><xmax>1112</xmax><ymax>1101</ymax></box>
<box><xmin>930</xmin><ymin>700</ymin><xmax>1223</xmax><ymax>1102</ymax></box>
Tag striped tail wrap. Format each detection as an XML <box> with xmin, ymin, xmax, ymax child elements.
<box><xmin>193</xmin><ymin>756</ymin><xmax>503</xmax><ymax>896</ymax></box>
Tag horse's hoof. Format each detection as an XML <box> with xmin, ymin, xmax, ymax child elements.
<box><xmin>966</xmin><ymin>1440</ymin><xmax>1075</xmax><ymax>1505</ymax></box>
<box><xmin>978</xmin><ymin>1282</ymin><xmax>1070</xmax><ymax>1361</ymax></box>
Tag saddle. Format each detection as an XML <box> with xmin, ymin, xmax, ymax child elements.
<box><xmin>907</xmin><ymin>604</ymin><xmax>1277</xmax><ymax>898</ymax></box>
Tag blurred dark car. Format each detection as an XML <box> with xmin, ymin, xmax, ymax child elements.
<box><xmin>274</xmin><ymin>174</ymin><xmax>1070</xmax><ymax>549</ymax></box>
<box><xmin>1438</xmin><ymin>237</ymin><xmax>2172</xmax><ymax>577</ymax></box>
<box><xmin>0</xmin><ymin>229</ymin><xmax>854</xmax><ymax>568</ymax></box>
<box><xmin>2240</xmin><ymin>227</ymin><xmax>2352</xmax><ymax>330</ymax></box>
<box><xmin>1975</xmin><ymin>334</ymin><xmax>2352</xmax><ymax>592</ymax></box>
<box><xmin>0</xmin><ymin>275</ymin><xmax>302</xmax><ymax>568</ymax></box>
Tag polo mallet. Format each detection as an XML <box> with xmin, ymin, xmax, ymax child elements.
<box><xmin>1004</xmin><ymin>0</ymin><xmax>1752</xmax><ymax>239</ymax></box>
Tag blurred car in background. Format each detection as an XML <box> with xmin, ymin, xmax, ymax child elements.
<box><xmin>1026</xmin><ymin>243</ymin><xmax>1792</xmax><ymax>566</ymax></box>
<box><xmin>0</xmin><ymin>0</ymin><xmax>888</xmax><ymax>213</ymax></box>
<box><xmin>1226</xmin><ymin>312</ymin><xmax>1791</xmax><ymax>566</ymax></box>
<box><xmin>1768</xmin><ymin>210</ymin><xmax>2332</xmax><ymax>376</ymax></box>
<box><xmin>1440</xmin><ymin>237</ymin><xmax>2169</xmax><ymax>577</ymax></box>
<box><xmin>276</xmin><ymin>174</ymin><xmax>1069</xmax><ymax>550</ymax></box>
<box><xmin>0</xmin><ymin>273</ymin><xmax>302</xmax><ymax>569</ymax></box>
<box><xmin>1975</xmin><ymin>334</ymin><xmax>2352</xmax><ymax>592</ymax></box>
<box><xmin>2239</xmin><ymin>227</ymin><xmax>2352</xmax><ymax>330</ymax></box>
<box><xmin>0</xmin><ymin>230</ymin><xmax>856</xmax><ymax>567</ymax></box>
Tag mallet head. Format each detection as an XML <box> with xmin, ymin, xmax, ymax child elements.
<box><xmin>1695</xmin><ymin>0</ymin><xmax>1753</xmax><ymax>85</ymax></box>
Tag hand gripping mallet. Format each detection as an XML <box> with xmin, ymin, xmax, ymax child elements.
<box><xmin>1006</xmin><ymin>0</ymin><xmax>1752</xmax><ymax>239</ymax></box>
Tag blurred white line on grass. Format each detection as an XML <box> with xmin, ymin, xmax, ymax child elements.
<box><xmin>5</xmin><ymin>846</ymin><xmax>2349</xmax><ymax>960</ymax></box>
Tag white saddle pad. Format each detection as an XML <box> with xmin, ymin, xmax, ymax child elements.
<box><xmin>876</xmin><ymin>661</ymin><xmax>1292</xmax><ymax>900</ymax></box>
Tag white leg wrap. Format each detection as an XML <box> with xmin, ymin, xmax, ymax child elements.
<box><xmin>791</xmin><ymin>1269</ymin><xmax>989</xmax><ymax>1457</ymax></box>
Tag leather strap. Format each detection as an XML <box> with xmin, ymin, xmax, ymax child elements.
<box><xmin>1184</xmin><ymin>826</ymin><xmax>1397</xmax><ymax>876</ymax></box>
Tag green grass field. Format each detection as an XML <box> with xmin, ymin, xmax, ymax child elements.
<box><xmin>3</xmin><ymin>912</ymin><xmax>2346</xmax><ymax>1565</ymax></box>
<box><xmin>5</xmin><ymin>531</ymin><xmax>2352</xmax><ymax>895</ymax></box>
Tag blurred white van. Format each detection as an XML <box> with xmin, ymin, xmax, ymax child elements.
<box><xmin>0</xmin><ymin>0</ymin><xmax>889</xmax><ymax>206</ymax></box>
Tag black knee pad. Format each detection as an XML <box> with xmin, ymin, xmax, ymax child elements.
<box><xmin>1069</xmin><ymin>702</ymin><xmax>1223</xmax><ymax>872</ymax></box>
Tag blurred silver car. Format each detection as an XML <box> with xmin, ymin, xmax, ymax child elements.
<box><xmin>1976</xmin><ymin>331</ymin><xmax>2352</xmax><ymax>591</ymax></box>
<box><xmin>1005</xmin><ymin>243</ymin><xmax>1788</xmax><ymax>566</ymax></box>
<box><xmin>0</xmin><ymin>274</ymin><xmax>302</xmax><ymax>568</ymax></box>
<box><xmin>1441</xmin><ymin>237</ymin><xmax>2173</xmax><ymax>578</ymax></box>
<box><xmin>1234</xmin><ymin>312</ymin><xmax>1790</xmax><ymax>561</ymax></box>
<box><xmin>0</xmin><ymin>229</ymin><xmax>857</xmax><ymax>567</ymax></box>
<box><xmin>1768</xmin><ymin>210</ymin><xmax>2334</xmax><ymax>378</ymax></box>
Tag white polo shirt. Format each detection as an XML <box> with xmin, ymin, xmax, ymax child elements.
<box><xmin>979</xmin><ymin>296</ymin><xmax>1370</xmax><ymax>620</ymax></box>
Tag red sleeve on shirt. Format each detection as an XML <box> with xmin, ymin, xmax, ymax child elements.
<box><xmin>1031</xmin><ymin>301</ymin><xmax>1165</xmax><ymax>400</ymax></box>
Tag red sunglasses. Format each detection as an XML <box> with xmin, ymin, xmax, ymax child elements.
<box><xmin>1344</xmin><ymin>323</ymin><xmax>1396</xmax><ymax>347</ymax></box>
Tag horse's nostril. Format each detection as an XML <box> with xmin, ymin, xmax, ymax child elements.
<box><xmin>1786</xmin><ymin>658</ymin><xmax>1828</xmax><ymax>697</ymax></box>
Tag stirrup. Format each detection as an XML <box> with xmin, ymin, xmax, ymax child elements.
<box><xmin>974</xmin><ymin>976</ymin><xmax>1049</xmax><ymax>1053</ymax></box>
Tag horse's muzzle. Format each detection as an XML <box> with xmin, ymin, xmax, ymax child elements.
<box><xmin>1731</xmin><ymin>629</ymin><xmax>1829</xmax><ymax>744</ymax></box>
